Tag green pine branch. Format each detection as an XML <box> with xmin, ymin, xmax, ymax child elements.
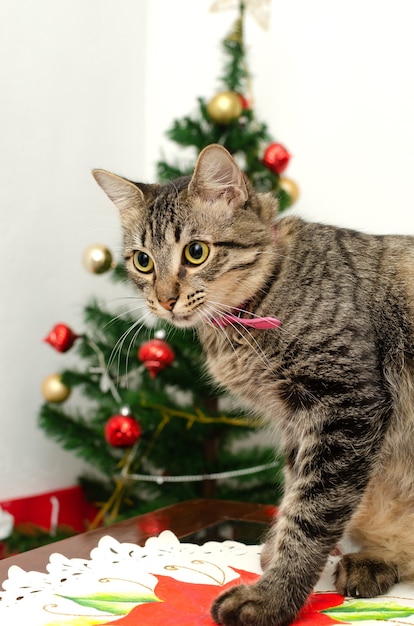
<box><xmin>39</xmin><ymin>404</ymin><xmax>117</xmax><ymax>475</ymax></box>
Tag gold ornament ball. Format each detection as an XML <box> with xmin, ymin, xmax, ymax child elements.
<box><xmin>83</xmin><ymin>244</ymin><xmax>113</xmax><ymax>274</ymax></box>
<box><xmin>207</xmin><ymin>91</ymin><xmax>243</xmax><ymax>124</ymax></box>
<box><xmin>279</xmin><ymin>177</ymin><xmax>300</xmax><ymax>206</ymax></box>
<box><xmin>41</xmin><ymin>374</ymin><xmax>71</xmax><ymax>403</ymax></box>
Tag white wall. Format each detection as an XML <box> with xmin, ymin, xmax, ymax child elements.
<box><xmin>145</xmin><ymin>0</ymin><xmax>414</xmax><ymax>234</ymax></box>
<box><xmin>2</xmin><ymin>0</ymin><xmax>414</xmax><ymax>501</ymax></box>
<box><xmin>0</xmin><ymin>0</ymin><xmax>147</xmax><ymax>500</ymax></box>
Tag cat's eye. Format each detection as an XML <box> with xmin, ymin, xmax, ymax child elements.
<box><xmin>133</xmin><ymin>250</ymin><xmax>154</xmax><ymax>273</ymax></box>
<box><xmin>184</xmin><ymin>241</ymin><xmax>210</xmax><ymax>266</ymax></box>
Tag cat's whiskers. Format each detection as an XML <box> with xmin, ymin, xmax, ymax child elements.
<box><xmin>195</xmin><ymin>306</ymin><xmax>244</xmax><ymax>365</ymax></box>
<box><xmin>106</xmin><ymin>306</ymin><xmax>150</xmax><ymax>374</ymax></box>
<box><xmin>106</xmin><ymin>311</ymin><xmax>152</xmax><ymax>386</ymax></box>
<box><xmin>123</xmin><ymin>315</ymin><xmax>154</xmax><ymax>388</ymax></box>
<box><xmin>212</xmin><ymin>283</ymin><xmax>328</xmax><ymax>353</ymax></box>
<box><xmin>85</xmin><ymin>297</ymin><xmax>150</xmax><ymax>384</ymax></box>
<box><xmin>101</xmin><ymin>295</ymin><xmax>149</xmax><ymax>305</ymax></box>
<box><xmin>204</xmin><ymin>301</ymin><xmax>273</xmax><ymax>370</ymax></box>
<box><xmin>107</xmin><ymin>320</ymin><xmax>140</xmax><ymax>383</ymax></box>
<box><xmin>106</xmin><ymin>326</ymin><xmax>134</xmax><ymax>384</ymax></box>
<box><xmin>102</xmin><ymin>301</ymin><xmax>149</xmax><ymax>332</ymax></box>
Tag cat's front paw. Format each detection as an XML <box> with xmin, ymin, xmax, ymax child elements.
<box><xmin>211</xmin><ymin>583</ymin><xmax>294</xmax><ymax>626</ymax></box>
<box><xmin>334</xmin><ymin>553</ymin><xmax>399</xmax><ymax>597</ymax></box>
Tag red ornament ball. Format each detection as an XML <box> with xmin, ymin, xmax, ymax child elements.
<box><xmin>138</xmin><ymin>338</ymin><xmax>175</xmax><ymax>378</ymax></box>
<box><xmin>262</xmin><ymin>143</ymin><xmax>291</xmax><ymax>174</ymax></box>
<box><xmin>44</xmin><ymin>323</ymin><xmax>79</xmax><ymax>353</ymax></box>
<box><xmin>104</xmin><ymin>414</ymin><xmax>141</xmax><ymax>447</ymax></box>
<box><xmin>238</xmin><ymin>93</ymin><xmax>250</xmax><ymax>109</ymax></box>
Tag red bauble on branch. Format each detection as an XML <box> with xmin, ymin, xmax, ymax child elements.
<box><xmin>262</xmin><ymin>142</ymin><xmax>291</xmax><ymax>174</ymax></box>
<box><xmin>44</xmin><ymin>323</ymin><xmax>80</xmax><ymax>353</ymax></box>
<box><xmin>238</xmin><ymin>93</ymin><xmax>250</xmax><ymax>109</ymax></box>
<box><xmin>138</xmin><ymin>338</ymin><xmax>175</xmax><ymax>378</ymax></box>
<box><xmin>104</xmin><ymin>411</ymin><xmax>142</xmax><ymax>447</ymax></box>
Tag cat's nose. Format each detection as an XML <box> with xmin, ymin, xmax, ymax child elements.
<box><xmin>160</xmin><ymin>298</ymin><xmax>177</xmax><ymax>311</ymax></box>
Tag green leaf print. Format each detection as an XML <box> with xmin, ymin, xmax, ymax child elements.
<box><xmin>56</xmin><ymin>590</ymin><xmax>161</xmax><ymax>616</ymax></box>
<box><xmin>323</xmin><ymin>598</ymin><xmax>414</xmax><ymax>622</ymax></box>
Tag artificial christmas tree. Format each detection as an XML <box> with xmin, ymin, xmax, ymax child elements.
<box><xmin>36</xmin><ymin>1</ymin><xmax>297</xmax><ymax>532</ymax></box>
<box><xmin>157</xmin><ymin>1</ymin><xmax>298</xmax><ymax>210</ymax></box>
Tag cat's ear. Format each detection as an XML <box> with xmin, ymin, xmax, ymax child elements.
<box><xmin>92</xmin><ymin>169</ymin><xmax>145</xmax><ymax>215</ymax></box>
<box><xmin>188</xmin><ymin>144</ymin><xmax>248</xmax><ymax>212</ymax></box>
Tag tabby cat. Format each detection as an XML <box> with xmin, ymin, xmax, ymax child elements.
<box><xmin>93</xmin><ymin>144</ymin><xmax>414</xmax><ymax>626</ymax></box>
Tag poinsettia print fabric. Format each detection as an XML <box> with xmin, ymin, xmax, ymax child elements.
<box><xmin>1</xmin><ymin>530</ymin><xmax>414</xmax><ymax>625</ymax></box>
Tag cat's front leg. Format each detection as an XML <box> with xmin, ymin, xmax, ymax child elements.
<box><xmin>211</xmin><ymin>405</ymin><xmax>387</xmax><ymax>626</ymax></box>
<box><xmin>211</xmin><ymin>509</ymin><xmax>331</xmax><ymax>626</ymax></box>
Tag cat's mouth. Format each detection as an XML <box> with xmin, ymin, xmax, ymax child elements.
<box><xmin>168</xmin><ymin>311</ymin><xmax>200</xmax><ymax>328</ymax></box>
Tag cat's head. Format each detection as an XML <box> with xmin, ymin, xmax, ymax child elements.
<box><xmin>93</xmin><ymin>144</ymin><xmax>278</xmax><ymax>328</ymax></box>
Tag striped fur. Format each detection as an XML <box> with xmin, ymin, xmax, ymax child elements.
<box><xmin>93</xmin><ymin>144</ymin><xmax>414</xmax><ymax>626</ymax></box>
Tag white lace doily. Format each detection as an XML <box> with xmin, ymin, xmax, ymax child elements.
<box><xmin>0</xmin><ymin>531</ymin><xmax>262</xmax><ymax>625</ymax></box>
<box><xmin>1</xmin><ymin>531</ymin><xmax>414</xmax><ymax>626</ymax></box>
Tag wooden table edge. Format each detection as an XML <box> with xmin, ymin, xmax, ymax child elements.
<box><xmin>0</xmin><ymin>499</ymin><xmax>274</xmax><ymax>586</ymax></box>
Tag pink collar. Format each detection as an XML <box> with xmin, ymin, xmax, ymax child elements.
<box><xmin>211</xmin><ymin>227</ymin><xmax>281</xmax><ymax>330</ymax></box>
<box><xmin>211</xmin><ymin>312</ymin><xmax>281</xmax><ymax>330</ymax></box>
